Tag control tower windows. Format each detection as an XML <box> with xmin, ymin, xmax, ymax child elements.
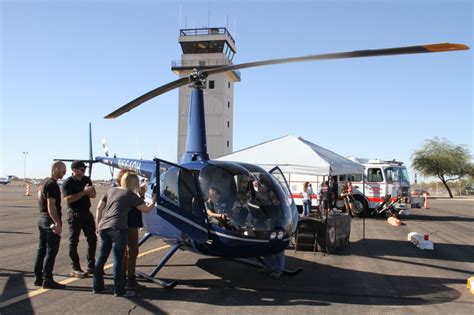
<box><xmin>223</xmin><ymin>42</ymin><xmax>235</xmax><ymax>60</ymax></box>
<box><xmin>181</xmin><ymin>40</ymin><xmax>230</xmax><ymax>54</ymax></box>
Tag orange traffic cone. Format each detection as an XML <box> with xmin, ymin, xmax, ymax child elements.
<box><xmin>468</xmin><ymin>277</ymin><xmax>474</xmax><ymax>294</ymax></box>
<box><xmin>24</xmin><ymin>183</ymin><xmax>32</xmax><ymax>196</ymax></box>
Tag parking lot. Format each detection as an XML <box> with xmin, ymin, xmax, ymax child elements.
<box><xmin>1</xmin><ymin>185</ymin><xmax>473</xmax><ymax>314</ymax></box>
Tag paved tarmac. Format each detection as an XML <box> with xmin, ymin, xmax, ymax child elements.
<box><xmin>0</xmin><ymin>185</ymin><xmax>473</xmax><ymax>314</ymax></box>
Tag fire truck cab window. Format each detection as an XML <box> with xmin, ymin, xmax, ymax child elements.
<box><xmin>368</xmin><ymin>168</ymin><xmax>383</xmax><ymax>182</ymax></box>
<box><xmin>385</xmin><ymin>168</ymin><xmax>394</xmax><ymax>183</ymax></box>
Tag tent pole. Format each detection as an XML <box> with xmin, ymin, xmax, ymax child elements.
<box><xmin>324</xmin><ymin>170</ymin><xmax>331</xmax><ymax>255</ymax></box>
<box><xmin>363</xmin><ymin>171</ymin><xmax>366</xmax><ymax>242</ymax></box>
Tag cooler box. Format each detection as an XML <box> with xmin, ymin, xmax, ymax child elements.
<box><xmin>312</xmin><ymin>214</ymin><xmax>351</xmax><ymax>253</ymax></box>
<box><xmin>410</xmin><ymin>196</ymin><xmax>423</xmax><ymax>208</ymax></box>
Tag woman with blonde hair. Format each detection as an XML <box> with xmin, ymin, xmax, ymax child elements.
<box><xmin>93</xmin><ymin>171</ymin><xmax>155</xmax><ymax>297</ymax></box>
<box><xmin>116</xmin><ymin>170</ymin><xmax>148</xmax><ymax>289</ymax></box>
<box><xmin>302</xmin><ymin>181</ymin><xmax>313</xmax><ymax>216</ymax></box>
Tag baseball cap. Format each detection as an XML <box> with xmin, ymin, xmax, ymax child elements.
<box><xmin>71</xmin><ymin>160</ymin><xmax>87</xmax><ymax>169</ymax></box>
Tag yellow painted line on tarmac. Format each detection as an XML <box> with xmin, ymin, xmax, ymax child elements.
<box><xmin>0</xmin><ymin>244</ymin><xmax>170</xmax><ymax>309</ymax></box>
<box><xmin>137</xmin><ymin>244</ymin><xmax>170</xmax><ymax>258</ymax></box>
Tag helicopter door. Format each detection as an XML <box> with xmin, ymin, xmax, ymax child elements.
<box><xmin>269</xmin><ymin>166</ymin><xmax>295</xmax><ymax>207</ymax></box>
<box><xmin>156</xmin><ymin>160</ymin><xmax>208</xmax><ymax>243</ymax></box>
<box><xmin>269</xmin><ymin>166</ymin><xmax>298</xmax><ymax>231</ymax></box>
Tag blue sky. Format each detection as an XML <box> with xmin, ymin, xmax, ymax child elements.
<box><xmin>1</xmin><ymin>0</ymin><xmax>472</xmax><ymax>180</ymax></box>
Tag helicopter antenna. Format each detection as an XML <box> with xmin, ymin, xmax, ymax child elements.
<box><xmin>136</xmin><ymin>137</ymin><xmax>143</xmax><ymax>160</ymax></box>
<box><xmin>88</xmin><ymin>122</ymin><xmax>93</xmax><ymax>178</ymax></box>
<box><xmin>102</xmin><ymin>138</ymin><xmax>114</xmax><ymax>182</ymax></box>
<box><xmin>179</xmin><ymin>2</ymin><xmax>182</xmax><ymax>29</ymax></box>
<box><xmin>233</xmin><ymin>17</ymin><xmax>236</xmax><ymax>38</ymax></box>
<box><xmin>207</xmin><ymin>1</ymin><xmax>210</xmax><ymax>28</ymax></box>
<box><xmin>156</xmin><ymin>138</ymin><xmax>162</xmax><ymax>159</ymax></box>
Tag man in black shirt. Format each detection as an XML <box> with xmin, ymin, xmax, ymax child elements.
<box><xmin>34</xmin><ymin>161</ymin><xmax>67</xmax><ymax>289</ymax></box>
<box><xmin>62</xmin><ymin>160</ymin><xmax>97</xmax><ymax>277</ymax></box>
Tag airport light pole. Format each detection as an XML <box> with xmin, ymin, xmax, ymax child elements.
<box><xmin>23</xmin><ymin>151</ymin><xmax>28</xmax><ymax>184</ymax></box>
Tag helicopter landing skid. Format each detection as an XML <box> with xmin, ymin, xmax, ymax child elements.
<box><xmin>234</xmin><ymin>257</ymin><xmax>303</xmax><ymax>276</ymax></box>
<box><xmin>136</xmin><ymin>242</ymin><xmax>181</xmax><ymax>289</ymax></box>
<box><xmin>135</xmin><ymin>270</ymin><xmax>177</xmax><ymax>289</ymax></box>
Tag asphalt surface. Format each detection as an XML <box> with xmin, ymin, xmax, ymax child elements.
<box><xmin>1</xmin><ymin>185</ymin><xmax>473</xmax><ymax>314</ymax></box>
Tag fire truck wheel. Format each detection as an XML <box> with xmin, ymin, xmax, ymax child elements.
<box><xmin>353</xmin><ymin>195</ymin><xmax>368</xmax><ymax>218</ymax></box>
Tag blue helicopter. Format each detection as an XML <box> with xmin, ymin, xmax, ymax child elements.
<box><xmin>92</xmin><ymin>42</ymin><xmax>467</xmax><ymax>287</ymax></box>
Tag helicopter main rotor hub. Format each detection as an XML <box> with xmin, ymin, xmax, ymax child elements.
<box><xmin>188</xmin><ymin>69</ymin><xmax>208</xmax><ymax>89</ymax></box>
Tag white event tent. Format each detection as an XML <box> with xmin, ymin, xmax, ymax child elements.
<box><xmin>218</xmin><ymin>134</ymin><xmax>368</xmax><ymax>242</ymax></box>
<box><xmin>218</xmin><ymin>135</ymin><xmax>364</xmax><ymax>176</ymax></box>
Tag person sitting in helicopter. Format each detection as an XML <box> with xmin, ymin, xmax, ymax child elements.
<box><xmin>228</xmin><ymin>191</ymin><xmax>251</xmax><ymax>229</ymax></box>
<box><xmin>205</xmin><ymin>187</ymin><xmax>228</xmax><ymax>225</ymax></box>
<box><xmin>250</xmin><ymin>175</ymin><xmax>279</xmax><ymax>206</ymax></box>
<box><xmin>246</xmin><ymin>175</ymin><xmax>281</xmax><ymax>230</ymax></box>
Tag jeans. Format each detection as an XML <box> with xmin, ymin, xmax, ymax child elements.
<box><xmin>93</xmin><ymin>229</ymin><xmax>128</xmax><ymax>295</ymax></box>
<box><xmin>303</xmin><ymin>200</ymin><xmax>312</xmax><ymax>216</ymax></box>
<box><xmin>34</xmin><ymin>215</ymin><xmax>61</xmax><ymax>280</ymax></box>
<box><xmin>263</xmin><ymin>251</ymin><xmax>285</xmax><ymax>272</ymax></box>
<box><xmin>67</xmin><ymin>210</ymin><xmax>97</xmax><ymax>270</ymax></box>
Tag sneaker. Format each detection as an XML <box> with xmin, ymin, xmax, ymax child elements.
<box><xmin>127</xmin><ymin>279</ymin><xmax>146</xmax><ymax>289</ymax></box>
<box><xmin>92</xmin><ymin>287</ymin><xmax>112</xmax><ymax>294</ymax></box>
<box><xmin>86</xmin><ymin>267</ymin><xmax>94</xmax><ymax>275</ymax></box>
<box><xmin>269</xmin><ymin>270</ymin><xmax>282</xmax><ymax>279</ymax></box>
<box><xmin>34</xmin><ymin>277</ymin><xmax>43</xmax><ymax>286</ymax></box>
<box><xmin>70</xmin><ymin>268</ymin><xmax>87</xmax><ymax>278</ymax></box>
<box><xmin>114</xmin><ymin>290</ymin><xmax>136</xmax><ymax>297</ymax></box>
<box><xmin>42</xmin><ymin>280</ymin><xmax>66</xmax><ymax>289</ymax></box>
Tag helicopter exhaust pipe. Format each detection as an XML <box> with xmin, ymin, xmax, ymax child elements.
<box><xmin>181</xmin><ymin>89</ymin><xmax>210</xmax><ymax>163</ymax></box>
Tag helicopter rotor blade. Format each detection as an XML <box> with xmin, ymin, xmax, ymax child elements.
<box><xmin>204</xmin><ymin>43</ymin><xmax>469</xmax><ymax>76</ymax></box>
<box><xmin>105</xmin><ymin>43</ymin><xmax>468</xmax><ymax>119</ymax></box>
<box><xmin>104</xmin><ymin>77</ymin><xmax>189</xmax><ymax>119</ymax></box>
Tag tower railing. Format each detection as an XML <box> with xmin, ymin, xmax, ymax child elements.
<box><xmin>180</xmin><ymin>27</ymin><xmax>235</xmax><ymax>45</ymax></box>
<box><xmin>172</xmin><ymin>59</ymin><xmax>241</xmax><ymax>79</ymax></box>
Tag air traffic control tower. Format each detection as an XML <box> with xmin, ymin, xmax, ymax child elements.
<box><xmin>172</xmin><ymin>27</ymin><xmax>240</xmax><ymax>160</ymax></box>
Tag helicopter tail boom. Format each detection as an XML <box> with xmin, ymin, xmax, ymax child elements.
<box><xmin>95</xmin><ymin>156</ymin><xmax>156</xmax><ymax>179</ymax></box>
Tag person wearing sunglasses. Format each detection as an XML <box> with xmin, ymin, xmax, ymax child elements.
<box><xmin>62</xmin><ymin>160</ymin><xmax>97</xmax><ymax>278</ymax></box>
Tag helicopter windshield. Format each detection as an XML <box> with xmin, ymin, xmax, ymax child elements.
<box><xmin>199</xmin><ymin>162</ymin><xmax>295</xmax><ymax>237</ymax></box>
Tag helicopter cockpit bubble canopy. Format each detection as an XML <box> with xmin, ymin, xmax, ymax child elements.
<box><xmin>156</xmin><ymin>159</ymin><xmax>297</xmax><ymax>238</ymax></box>
<box><xmin>198</xmin><ymin>161</ymin><xmax>298</xmax><ymax>237</ymax></box>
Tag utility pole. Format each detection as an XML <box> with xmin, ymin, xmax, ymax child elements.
<box><xmin>23</xmin><ymin>151</ymin><xmax>28</xmax><ymax>184</ymax></box>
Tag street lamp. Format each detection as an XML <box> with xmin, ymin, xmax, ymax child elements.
<box><xmin>23</xmin><ymin>151</ymin><xmax>28</xmax><ymax>184</ymax></box>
